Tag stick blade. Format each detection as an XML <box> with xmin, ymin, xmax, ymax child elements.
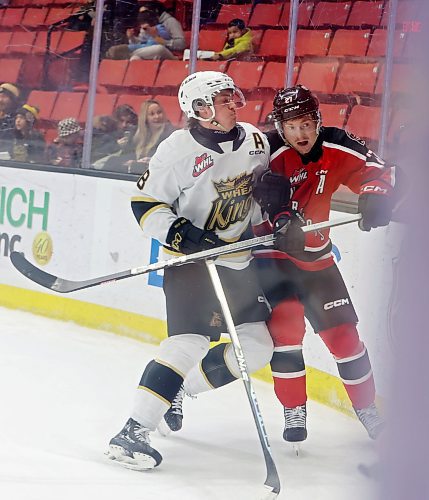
<box><xmin>259</xmin><ymin>483</ymin><xmax>280</xmax><ymax>500</ymax></box>
<box><xmin>263</xmin><ymin>450</ymin><xmax>281</xmax><ymax>496</ymax></box>
<box><xmin>10</xmin><ymin>252</ymin><xmax>73</xmax><ymax>293</ymax></box>
<box><xmin>262</xmin><ymin>491</ymin><xmax>279</xmax><ymax>500</ymax></box>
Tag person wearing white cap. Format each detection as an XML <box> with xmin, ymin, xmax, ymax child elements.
<box><xmin>46</xmin><ymin>117</ymin><xmax>83</xmax><ymax>168</ymax></box>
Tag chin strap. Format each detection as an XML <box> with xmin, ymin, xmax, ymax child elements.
<box><xmin>210</xmin><ymin>119</ymin><xmax>228</xmax><ymax>132</ymax></box>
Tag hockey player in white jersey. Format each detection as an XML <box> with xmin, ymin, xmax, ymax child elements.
<box><xmin>107</xmin><ymin>71</ymin><xmax>274</xmax><ymax>470</ymax></box>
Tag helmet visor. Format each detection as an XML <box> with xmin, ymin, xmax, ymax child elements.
<box><xmin>212</xmin><ymin>88</ymin><xmax>246</xmax><ymax>109</ymax></box>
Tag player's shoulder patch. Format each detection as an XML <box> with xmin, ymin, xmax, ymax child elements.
<box><xmin>345</xmin><ymin>130</ymin><xmax>366</xmax><ymax>147</ymax></box>
<box><xmin>137</xmin><ymin>169</ymin><xmax>150</xmax><ymax>191</ymax></box>
<box><xmin>322</xmin><ymin>126</ymin><xmax>367</xmax><ymax>155</ymax></box>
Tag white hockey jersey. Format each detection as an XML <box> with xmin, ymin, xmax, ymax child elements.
<box><xmin>132</xmin><ymin>122</ymin><xmax>269</xmax><ymax>268</ymax></box>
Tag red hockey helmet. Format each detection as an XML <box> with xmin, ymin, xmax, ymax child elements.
<box><xmin>272</xmin><ymin>85</ymin><xmax>321</xmax><ymax>142</ymax></box>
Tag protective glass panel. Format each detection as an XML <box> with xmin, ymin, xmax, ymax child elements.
<box><xmin>0</xmin><ymin>0</ymin><xmax>413</xmax><ymax>192</ymax></box>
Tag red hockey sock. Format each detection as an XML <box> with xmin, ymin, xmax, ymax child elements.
<box><xmin>320</xmin><ymin>324</ymin><xmax>376</xmax><ymax>409</ymax></box>
<box><xmin>273</xmin><ymin>372</ymin><xmax>307</xmax><ymax>408</ymax></box>
<box><xmin>269</xmin><ymin>299</ymin><xmax>307</xmax><ymax>407</ymax></box>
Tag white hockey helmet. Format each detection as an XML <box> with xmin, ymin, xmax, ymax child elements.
<box><xmin>178</xmin><ymin>71</ymin><xmax>245</xmax><ymax>121</ymax></box>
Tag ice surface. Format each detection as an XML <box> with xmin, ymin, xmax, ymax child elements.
<box><xmin>0</xmin><ymin>307</ymin><xmax>378</xmax><ymax>500</ymax></box>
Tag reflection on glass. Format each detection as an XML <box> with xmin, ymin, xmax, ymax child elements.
<box><xmin>0</xmin><ymin>0</ymin><xmax>409</xmax><ymax>179</ymax></box>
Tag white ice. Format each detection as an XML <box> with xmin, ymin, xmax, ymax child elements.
<box><xmin>0</xmin><ymin>307</ymin><xmax>378</xmax><ymax>500</ymax></box>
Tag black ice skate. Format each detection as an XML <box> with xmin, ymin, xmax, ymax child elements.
<box><xmin>283</xmin><ymin>404</ymin><xmax>307</xmax><ymax>454</ymax></box>
<box><xmin>107</xmin><ymin>418</ymin><xmax>162</xmax><ymax>470</ymax></box>
<box><xmin>354</xmin><ymin>403</ymin><xmax>385</xmax><ymax>440</ymax></box>
<box><xmin>158</xmin><ymin>384</ymin><xmax>185</xmax><ymax>437</ymax></box>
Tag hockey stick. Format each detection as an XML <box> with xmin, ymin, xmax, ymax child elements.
<box><xmin>205</xmin><ymin>259</ymin><xmax>280</xmax><ymax>499</ymax></box>
<box><xmin>10</xmin><ymin>213</ymin><xmax>362</xmax><ymax>293</ymax></box>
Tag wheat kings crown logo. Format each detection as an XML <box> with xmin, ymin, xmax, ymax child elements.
<box><xmin>206</xmin><ymin>172</ymin><xmax>253</xmax><ymax>231</ymax></box>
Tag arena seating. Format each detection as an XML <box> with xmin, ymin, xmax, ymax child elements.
<box><xmin>295</xmin><ymin>29</ymin><xmax>332</xmax><ymax>57</ymax></box>
<box><xmin>346</xmin><ymin>104</ymin><xmax>382</xmax><ymax>140</ymax></box>
<box><xmin>310</xmin><ymin>2</ymin><xmax>352</xmax><ymax>27</ymax></box>
<box><xmin>259</xmin><ymin>62</ymin><xmax>299</xmax><ymax>89</ymax></box>
<box><xmin>297</xmin><ymin>60</ymin><xmax>340</xmax><ymax>93</ymax></box>
<box><xmin>123</xmin><ymin>60</ymin><xmax>161</xmax><ymax>89</ymax></box>
<box><xmin>0</xmin><ymin>0</ymin><xmax>412</xmax><ymax>145</ymax></box>
<box><xmin>279</xmin><ymin>2</ymin><xmax>315</xmax><ymax>28</ymax></box>
<box><xmin>346</xmin><ymin>1</ymin><xmax>384</xmax><ymax>27</ymax></box>
<box><xmin>227</xmin><ymin>61</ymin><xmax>265</xmax><ymax>90</ymax></box>
<box><xmin>248</xmin><ymin>3</ymin><xmax>283</xmax><ymax>28</ymax></box>
<box><xmin>319</xmin><ymin>103</ymin><xmax>349</xmax><ymax>128</ymax></box>
<box><xmin>334</xmin><ymin>62</ymin><xmax>381</xmax><ymax>94</ymax></box>
<box><xmin>328</xmin><ymin>29</ymin><xmax>371</xmax><ymax>56</ymax></box>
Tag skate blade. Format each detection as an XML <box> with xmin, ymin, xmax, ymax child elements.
<box><xmin>157</xmin><ymin>418</ymin><xmax>172</xmax><ymax>437</ymax></box>
<box><xmin>106</xmin><ymin>445</ymin><xmax>157</xmax><ymax>470</ymax></box>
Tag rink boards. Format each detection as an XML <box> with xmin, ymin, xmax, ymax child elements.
<box><xmin>0</xmin><ymin>164</ymin><xmax>400</xmax><ymax>413</ymax></box>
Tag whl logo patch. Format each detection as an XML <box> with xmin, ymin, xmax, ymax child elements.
<box><xmin>290</xmin><ymin>168</ymin><xmax>308</xmax><ymax>185</ymax></box>
<box><xmin>193</xmin><ymin>153</ymin><xmax>214</xmax><ymax>177</ymax></box>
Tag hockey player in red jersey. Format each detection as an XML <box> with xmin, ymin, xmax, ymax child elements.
<box><xmin>253</xmin><ymin>85</ymin><xmax>395</xmax><ymax>446</ymax></box>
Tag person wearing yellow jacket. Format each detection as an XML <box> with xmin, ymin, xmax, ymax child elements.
<box><xmin>211</xmin><ymin>18</ymin><xmax>253</xmax><ymax>60</ymax></box>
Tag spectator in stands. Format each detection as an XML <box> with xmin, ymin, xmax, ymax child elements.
<box><xmin>6</xmin><ymin>105</ymin><xmax>45</xmax><ymax>164</ymax></box>
<box><xmin>209</xmin><ymin>18</ymin><xmax>253</xmax><ymax>61</ymax></box>
<box><xmin>106</xmin><ymin>10</ymin><xmax>172</xmax><ymax>60</ymax></box>
<box><xmin>137</xmin><ymin>1</ymin><xmax>186</xmax><ymax>56</ymax></box>
<box><xmin>129</xmin><ymin>10</ymin><xmax>172</xmax><ymax>60</ymax></box>
<box><xmin>91</xmin><ymin>115</ymin><xmax>120</xmax><ymax>162</ymax></box>
<box><xmin>129</xmin><ymin>98</ymin><xmax>176</xmax><ymax>170</ymax></box>
<box><xmin>92</xmin><ymin>104</ymin><xmax>138</xmax><ymax>170</ymax></box>
<box><xmin>114</xmin><ymin>103</ymin><xmax>138</xmax><ymax>132</ymax></box>
<box><xmin>102</xmin><ymin>99</ymin><xmax>175</xmax><ymax>174</ymax></box>
<box><xmin>46</xmin><ymin>118</ymin><xmax>83</xmax><ymax>169</ymax></box>
<box><xmin>113</xmin><ymin>103</ymin><xmax>138</xmax><ymax>152</ymax></box>
<box><xmin>0</xmin><ymin>83</ymin><xmax>20</xmax><ymax>152</ymax></box>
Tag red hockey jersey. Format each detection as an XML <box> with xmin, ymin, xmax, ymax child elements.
<box><xmin>255</xmin><ymin>127</ymin><xmax>396</xmax><ymax>269</ymax></box>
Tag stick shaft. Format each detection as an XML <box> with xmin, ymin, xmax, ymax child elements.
<box><xmin>132</xmin><ymin>213</ymin><xmax>362</xmax><ymax>275</ymax></box>
<box><xmin>205</xmin><ymin>260</ymin><xmax>281</xmax><ymax>496</ymax></box>
<box><xmin>10</xmin><ymin>213</ymin><xmax>362</xmax><ymax>293</ymax></box>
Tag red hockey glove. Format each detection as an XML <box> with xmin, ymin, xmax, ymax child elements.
<box><xmin>252</xmin><ymin>169</ymin><xmax>291</xmax><ymax>221</ymax></box>
<box><xmin>273</xmin><ymin>210</ymin><xmax>306</xmax><ymax>255</ymax></box>
<box><xmin>358</xmin><ymin>193</ymin><xmax>393</xmax><ymax>232</ymax></box>
<box><xmin>166</xmin><ymin>217</ymin><xmax>224</xmax><ymax>254</ymax></box>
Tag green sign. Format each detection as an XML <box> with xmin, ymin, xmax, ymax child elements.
<box><xmin>0</xmin><ymin>187</ymin><xmax>50</xmax><ymax>230</ymax></box>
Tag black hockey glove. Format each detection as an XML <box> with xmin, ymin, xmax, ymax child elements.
<box><xmin>166</xmin><ymin>217</ymin><xmax>224</xmax><ymax>255</ymax></box>
<box><xmin>273</xmin><ymin>210</ymin><xmax>306</xmax><ymax>255</ymax></box>
<box><xmin>358</xmin><ymin>193</ymin><xmax>393</xmax><ymax>232</ymax></box>
<box><xmin>252</xmin><ymin>169</ymin><xmax>291</xmax><ymax>222</ymax></box>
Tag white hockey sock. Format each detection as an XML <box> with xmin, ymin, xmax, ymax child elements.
<box><xmin>132</xmin><ymin>390</ymin><xmax>170</xmax><ymax>431</ymax></box>
<box><xmin>184</xmin><ymin>322</ymin><xmax>273</xmax><ymax>395</ymax></box>
<box><xmin>132</xmin><ymin>334</ymin><xmax>210</xmax><ymax>429</ymax></box>
<box><xmin>183</xmin><ymin>363</ymin><xmax>214</xmax><ymax>395</ymax></box>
